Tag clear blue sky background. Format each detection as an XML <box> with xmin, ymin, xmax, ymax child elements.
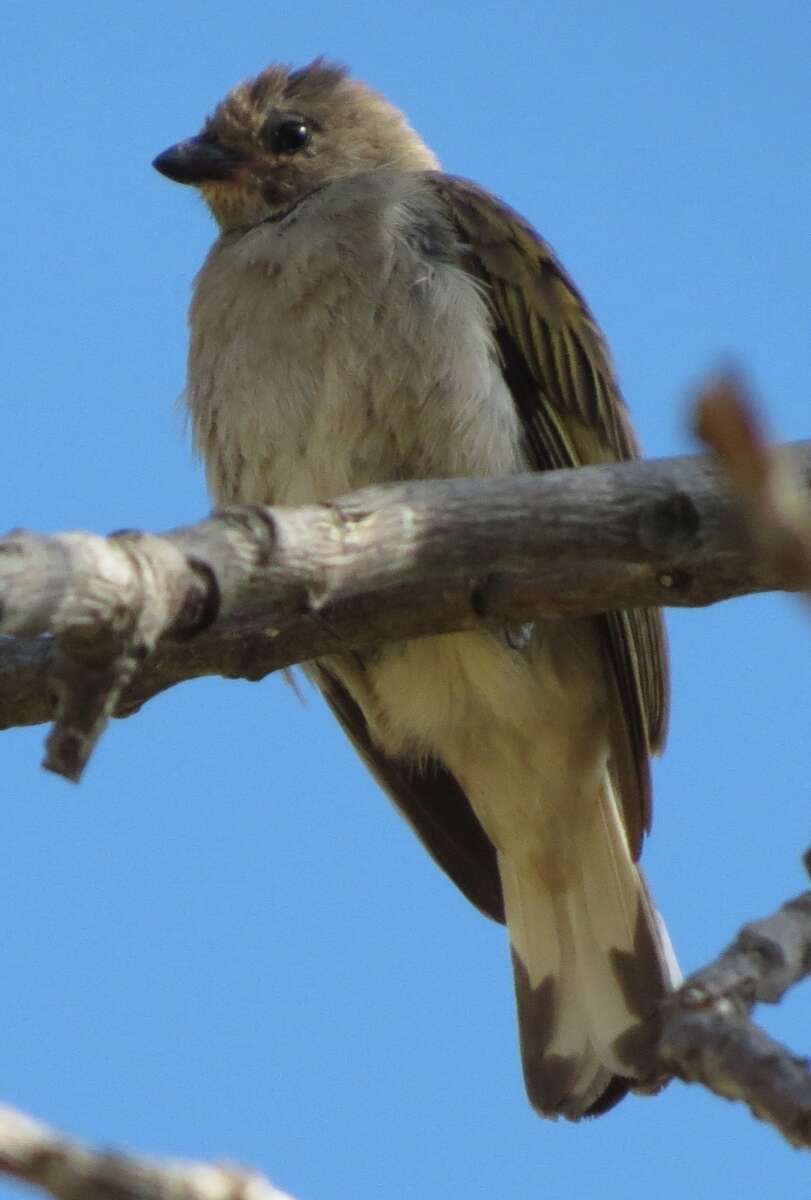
<box><xmin>2</xmin><ymin>3</ymin><xmax>809</xmax><ymax>1198</ymax></box>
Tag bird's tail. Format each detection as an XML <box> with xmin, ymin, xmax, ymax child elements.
<box><xmin>499</xmin><ymin>781</ymin><xmax>680</xmax><ymax>1119</ymax></box>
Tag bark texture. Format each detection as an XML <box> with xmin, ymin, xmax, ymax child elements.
<box><xmin>1</xmin><ymin>443</ymin><xmax>809</xmax><ymax>778</ymax></box>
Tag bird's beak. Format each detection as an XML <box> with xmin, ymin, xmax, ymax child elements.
<box><xmin>152</xmin><ymin>136</ymin><xmax>247</xmax><ymax>185</ymax></box>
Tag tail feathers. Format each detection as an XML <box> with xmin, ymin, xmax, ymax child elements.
<box><xmin>499</xmin><ymin>785</ymin><xmax>680</xmax><ymax>1120</ymax></box>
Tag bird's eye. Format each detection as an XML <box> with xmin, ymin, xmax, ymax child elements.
<box><xmin>263</xmin><ymin>113</ymin><xmax>311</xmax><ymax>155</ymax></box>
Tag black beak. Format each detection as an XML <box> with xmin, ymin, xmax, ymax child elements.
<box><xmin>152</xmin><ymin>136</ymin><xmax>247</xmax><ymax>185</ymax></box>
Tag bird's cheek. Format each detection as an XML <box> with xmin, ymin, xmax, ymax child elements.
<box><xmin>260</xmin><ymin>175</ymin><xmax>291</xmax><ymax>210</ymax></box>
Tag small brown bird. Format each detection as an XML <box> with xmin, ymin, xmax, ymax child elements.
<box><xmin>154</xmin><ymin>58</ymin><xmax>679</xmax><ymax>1120</ymax></box>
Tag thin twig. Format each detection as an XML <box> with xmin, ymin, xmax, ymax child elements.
<box><xmin>695</xmin><ymin>375</ymin><xmax>811</xmax><ymax>601</ymax></box>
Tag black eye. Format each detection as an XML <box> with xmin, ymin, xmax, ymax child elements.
<box><xmin>262</xmin><ymin>112</ymin><xmax>311</xmax><ymax>155</ymax></box>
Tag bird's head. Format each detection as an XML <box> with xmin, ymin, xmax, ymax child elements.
<box><xmin>153</xmin><ymin>58</ymin><xmax>439</xmax><ymax>231</ymax></box>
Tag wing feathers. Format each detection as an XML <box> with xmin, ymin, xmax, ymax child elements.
<box><xmin>311</xmin><ymin>662</ymin><xmax>505</xmax><ymax>923</ymax></box>
<box><xmin>431</xmin><ymin>171</ymin><xmax>670</xmax><ymax>853</ymax></box>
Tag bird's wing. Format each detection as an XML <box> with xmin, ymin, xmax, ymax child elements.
<box><xmin>312</xmin><ymin>662</ymin><xmax>505</xmax><ymax>923</ymax></box>
<box><xmin>431</xmin><ymin>173</ymin><xmax>669</xmax><ymax>856</ymax></box>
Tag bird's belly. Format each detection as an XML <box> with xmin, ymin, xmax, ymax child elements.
<box><xmin>331</xmin><ymin>625</ymin><xmax>609</xmax><ymax>875</ymax></box>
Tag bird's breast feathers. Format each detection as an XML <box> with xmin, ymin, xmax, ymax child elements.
<box><xmin>186</xmin><ymin>170</ymin><xmax>527</xmax><ymax>507</ymax></box>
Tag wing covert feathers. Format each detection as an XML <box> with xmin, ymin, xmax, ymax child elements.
<box><xmin>432</xmin><ymin>172</ymin><xmax>670</xmax><ymax>854</ymax></box>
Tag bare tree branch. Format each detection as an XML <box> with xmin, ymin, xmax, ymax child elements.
<box><xmin>659</xmin><ymin>864</ymin><xmax>811</xmax><ymax>1147</ymax></box>
<box><xmin>1</xmin><ymin>440</ymin><xmax>810</xmax><ymax>779</ymax></box>
<box><xmin>0</xmin><ymin>1105</ymin><xmax>294</xmax><ymax>1200</ymax></box>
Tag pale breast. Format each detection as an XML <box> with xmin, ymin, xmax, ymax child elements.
<box><xmin>185</xmin><ymin>169</ymin><xmax>527</xmax><ymax>507</ymax></box>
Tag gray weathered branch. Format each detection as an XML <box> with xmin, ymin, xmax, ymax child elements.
<box><xmin>1</xmin><ymin>441</ymin><xmax>810</xmax><ymax>779</ymax></box>
<box><xmin>659</xmin><ymin>866</ymin><xmax>811</xmax><ymax>1147</ymax></box>
<box><xmin>0</xmin><ymin>1105</ymin><xmax>294</xmax><ymax>1200</ymax></box>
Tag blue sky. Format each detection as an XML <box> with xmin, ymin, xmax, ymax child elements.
<box><xmin>2</xmin><ymin>3</ymin><xmax>810</xmax><ymax>1198</ymax></box>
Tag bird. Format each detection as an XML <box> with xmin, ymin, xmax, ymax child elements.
<box><xmin>153</xmin><ymin>57</ymin><xmax>680</xmax><ymax>1120</ymax></box>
